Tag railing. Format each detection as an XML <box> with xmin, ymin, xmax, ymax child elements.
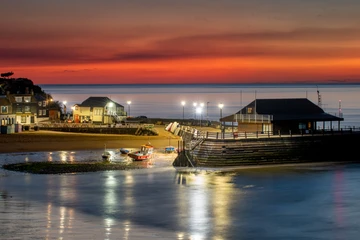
<box><xmin>234</xmin><ymin>114</ymin><xmax>273</xmax><ymax>123</ymax></box>
<box><xmin>38</xmin><ymin>122</ymin><xmax>142</xmax><ymax>129</ymax></box>
<box><xmin>178</xmin><ymin>125</ymin><xmax>360</xmax><ymax>141</ymax></box>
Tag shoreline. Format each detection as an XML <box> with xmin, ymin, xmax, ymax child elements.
<box><xmin>0</xmin><ymin>127</ymin><xmax>181</xmax><ymax>154</ymax></box>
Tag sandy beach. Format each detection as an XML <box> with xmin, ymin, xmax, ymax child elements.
<box><xmin>0</xmin><ymin>125</ymin><xmax>183</xmax><ymax>153</ymax></box>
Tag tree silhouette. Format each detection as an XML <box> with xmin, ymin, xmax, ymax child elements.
<box><xmin>1</xmin><ymin>72</ymin><xmax>14</xmax><ymax>78</ymax></box>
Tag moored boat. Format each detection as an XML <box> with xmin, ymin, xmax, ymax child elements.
<box><xmin>101</xmin><ymin>144</ymin><xmax>111</xmax><ymax>161</ymax></box>
<box><xmin>120</xmin><ymin>148</ymin><xmax>130</xmax><ymax>154</ymax></box>
<box><xmin>165</xmin><ymin>146</ymin><xmax>176</xmax><ymax>153</ymax></box>
<box><xmin>128</xmin><ymin>144</ymin><xmax>154</xmax><ymax>161</ymax></box>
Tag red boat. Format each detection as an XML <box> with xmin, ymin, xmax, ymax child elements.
<box><xmin>128</xmin><ymin>144</ymin><xmax>154</xmax><ymax>161</ymax></box>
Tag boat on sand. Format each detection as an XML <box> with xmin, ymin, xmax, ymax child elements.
<box><xmin>120</xmin><ymin>148</ymin><xmax>130</xmax><ymax>154</ymax></box>
<box><xmin>128</xmin><ymin>143</ymin><xmax>154</xmax><ymax>161</ymax></box>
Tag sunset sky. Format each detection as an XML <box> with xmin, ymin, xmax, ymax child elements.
<box><xmin>1</xmin><ymin>0</ymin><xmax>360</xmax><ymax>84</ymax></box>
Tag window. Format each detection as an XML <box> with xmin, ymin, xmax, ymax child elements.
<box><xmin>38</xmin><ymin>101</ymin><xmax>42</xmax><ymax>107</ymax></box>
<box><xmin>1</xmin><ymin>106</ymin><xmax>8</xmax><ymax>113</ymax></box>
<box><xmin>16</xmin><ymin>106</ymin><xmax>22</xmax><ymax>113</ymax></box>
<box><xmin>21</xmin><ymin>116</ymin><xmax>26</xmax><ymax>123</ymax></box>
<box><xmin>247</xmin><ymin>107</ymin><xmax>253</xmax><ymax>114</ymax></box>
<box><xmin>38</xmin><ymin>110</ymin><xmax>42</xmax><ymax>116</ymax></box>
<box><xmin>15</xmin><ymin>97</ymin><xmax>22</xmax><ymax>102</ymax></box>
<box><xmin>43</xmin><ymin>101</ymin><xmax>46</xmax><ymax>106</ymax></box>
<box><xmin>24</xmin><ymin>96</ymin><xmax>31</xmax><ymax>103</ymax></box>
<box><xmin>94</xmin><ymin>109</ymin><xmax>102</xmax><ymax>116</ymax></box>
<box><xmin>42</xmin><ymin>109</ymin><xmax>47</xmax><ymax>115</ymax></box>
<box><xmin>24</xmin><ymin>106</ymin><xmax>31</xmax><ymax>112</ymax></box>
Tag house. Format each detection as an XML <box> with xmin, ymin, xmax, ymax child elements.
<box><xmin>34</xmin><ymin>93</ymin><xmax>51</xmax><ymax>122</ymax></box>
<box><xmin>220</xmin><ymin>98</ymin><xmax>344</xmax><ymax>134</ymax></box>
<box><xmin>72</xmin><ymin>97</ymin><xmax>126</xmax><ymax>124</ymax></box>
<box><xmin>0</xmin><ymin>95</ymin><xmax>15</xmax><ymax>125</ymax></box>
<box><xmin>6</xmin><ymin>91</ymin><xmax>39</xmax><ymax>127</ymax></box>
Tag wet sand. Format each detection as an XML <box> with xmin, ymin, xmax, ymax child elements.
<box><xmin>0</xmin><ymin>126</ymin><xmax>182</xmax><ymax>153</ymax></box>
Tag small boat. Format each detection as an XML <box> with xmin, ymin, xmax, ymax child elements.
<box><xmin>120</xmin><ymin>148</ymin><xmax>129</xmax><ymax>154</ymax></box>
<box><xmin>165</xmin><ymin>146</ymin><xmax>176</xmax><ymax>153</ymax></box>
<box><xmin>128</xmin><ymin>143</ymin><xmax>154</xmax><ymax>161</ymax></box>
<box><xmin>102</xmin><ymin>144</ymin><xmax>111</xmax><ymax>161</ymax></box>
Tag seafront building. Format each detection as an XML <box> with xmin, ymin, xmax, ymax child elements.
<box><xmin>72</xmin><ymin>96</ymin><xmax>126</xmax><ymax>124</ymax></box>
<box><xmin>221</xmin><ymin>98</ymin><xmax>344</xmax><ymax>135</ymax></box>
<box><xmin>0</xmin><ymin>78</ymin><xmax>55</xmax><ymax>131</ymax></box>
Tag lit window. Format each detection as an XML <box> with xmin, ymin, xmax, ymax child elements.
<box><xmin>1</xmin><ymin>106</ymin><xmax>7</xmax><ymax>113</ymax></box>
<box><xmin>15</xmin><ymin>97</ymin><xmax>22</xmax><ymax>102</ymax></box>
<box><xmin>43</xmin><ymin>101</ymin><xmax>46</xmax><ymax>106</ymax></box>
<box><xmin>247</xmin><ymin>108</ymin><xmax>253</xmax><ymax>114</ymax></box>
<box><xmin>38</xmin><ymin>110</ymin><xmax>42</xmax><ymax>116</ymax></box>
<box><xmin>42</xmin><ymin>109</ymin><xmax>46</xmax><ymax>115</ymax></box>
<box><xmin>21</xmin><ymin>116</ymin><xmax>26</xmax><ymax>123</ymax></box>
<box><xmin>24</xmin><ymin>96</ymin><xmax>31</xmax><ymax>103</ymax></box>
<box><xmin>24</xmin><ymin>106</ymin><xmax>31</xmax><ymax>112</ymax></box>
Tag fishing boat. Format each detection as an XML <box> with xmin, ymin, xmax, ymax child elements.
<box><xmin>102</xmin><ymin>144</ymin><xmax>111</xmax><ymax>161</ymax></box>
<box><xmin>119</xmin><ymin>148</ymin><xmax>130</xmax><ymax>154</ymax></box>
<box><xmin>128</xmin><ymin>144</ymin><xmax>154</xmax><ymax>161</ymax></box>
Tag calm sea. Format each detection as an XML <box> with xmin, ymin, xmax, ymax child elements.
<box><xmin>40</xmin><ymin>83</ymin><xmax>360</xmax><ymax>128</ymax></box>
<box><xmin>1</xmin><ymin>83</ymin><xmax>360</xmax><ymax>239</ymax></box>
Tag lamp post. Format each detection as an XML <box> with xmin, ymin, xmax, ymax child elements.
<box><xmin>196</xmin><ymin>107</ymin><xmax>202</xmax><ymax>127</ymax></box>
<box><xmin>181</xmin><ymin>101</ymin><xmax>186</xmax><ymax>123</ymax></box>
<box><xmin>193</xmin><ymin>102</ymin><xmax>197</xmax><ymax>124</ymax></box>
<box><xmin>218</xmin><ymin>103</ymin><xmax>224</xmax><ymax>138</ymax></box>
<box><xmin>206</xmin><ymin>102</ymin><xmax>210</xmax><ymax>120</ymax></box>
<box><xmin>63</xmin><ymin>101</ymin><xmax>67</xmax><ymax>121</ymax></box>
<box><xmin>127</xmin><ymin>101</ymin><xmax>131</xmax><ymax>118</ymax></box>
<box><xmin>200</xmin><ymin>103</ymin><xmax>204</xmax><ymax>127</ymax></box>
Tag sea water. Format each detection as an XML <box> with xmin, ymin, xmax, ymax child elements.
<box><xmin>1</xmin><ymin>83</ymin><xmax>360</xmax><ymax>239</ymax></box>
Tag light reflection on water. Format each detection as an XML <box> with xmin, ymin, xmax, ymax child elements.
<box><xmin>2</xmin><ymin>151</ymin><xmax>360</xmax><ymax>239</ymax></box>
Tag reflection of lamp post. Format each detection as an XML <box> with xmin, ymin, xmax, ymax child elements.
<box><xmin>218</xmin><ymin>103</ymin><xmax>224</xmax><ymax>138</ymax></box>
<box><xmin>127</xmin><ymin>101</ymin><xmax>131</xmax><ymax>117</ymax></box>
<box><xmin>181</xmin><ymin>101</ymin><xmax>186</xmax><ymax>122</ymax></box>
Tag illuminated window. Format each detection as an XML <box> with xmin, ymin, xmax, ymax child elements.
<box><xmin>38</xmin><ymin>110</ymin><xmax>42</xmax><ymax>116</ymax></box>
<box><xmin>24</xmin><ymin>106</ymin><xmax>31</xmax><ymax>112</ymax></box>
<box><xmin>21</xmin><ymin>116</ymin><xmax>26</xmax><ymax>123</ymax></box>
<box><xmin>94</xmin><ymin>109</ymin><xmax>102</xmax><ymax>116</ymax></box>
<box><xmin>43</xmin><ymin>101</ymin><xmax>46</xmax><ymax>106</ymax></box>
<box><xmin>1</xmin><ymin>106</ymin><xmax>7</xmax><ymax>113</ymax></box>
<box><xmin>42</xmin><ymin>109</ymin><xmax>46</xmax><ymax>115</ymax></box>
<box><xmin>15</xmin><ymin>97</ymin><xmax>22</xmax><ymax>102</ymax></box>
<box><xmin>247</xmin><ymin>108</ymin><xmax>253</xmax><ymax>114</ymax></box>
<box><xmin>24</xmin><ymin>96</ymin><xmax>31</xmax><ymax>103</ymax></box>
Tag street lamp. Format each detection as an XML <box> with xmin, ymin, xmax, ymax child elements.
<box><xmin>206</xmin><ymin>102</ymin><xmax>210</xmax><ymax>120</ymax></box>
<box><xmin>218</xmin><ymin>103</ymin><xmax>224</xmax><ymax>138</ymax></box>
<box><xmin>193</xmin><ymin>102</ymin><xmax>197</xmax><ymax>121</ymax></box>
<box><xmin>127</xmin><ymin>101</ymin><xmax>131</xmax><ymax>117</ymax></box>
<box><xmin>63</xmin><ymin>101</ymin><xmax>67</xmax><ymax>120</ymax></box>
<box><xmin>196</xmin><ymin>107</ymin><xmax>202</xmax><ymax>127</ymax></box>
<box><xmin>181</xmin><ymin>101</ymin><xmax>186</xmax><ymax>122</ymax></box>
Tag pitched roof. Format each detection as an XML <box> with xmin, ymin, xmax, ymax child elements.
<box><xmin>221</xmin><ymin>98</ymin><xmax>343</xmax><ymax>122</ymax></box>
<box><xmin>0</xmin><ymin>96</ymin><xmax>10</xmax><ymax>105</ymax></box>
<box><xmin>80</xmin><ymin>97</ymin><xmax>123</xmax><ymax>108</ymax></box>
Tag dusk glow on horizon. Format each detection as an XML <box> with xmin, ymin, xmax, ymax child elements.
<box><xmin>1</xmin><ymin>1</ymin><xmax>360</xmax><ymax>84</ymax></box>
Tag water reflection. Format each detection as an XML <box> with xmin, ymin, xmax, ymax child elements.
<box><xmin>176</xmin><ymin>172</ymin><xmax>236</xmax><ymax>239</ymax></box>
<box><xmin>3</xmin><ymin>152</ymin><xmax>360</xmax><ymax>239</ymax></box>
